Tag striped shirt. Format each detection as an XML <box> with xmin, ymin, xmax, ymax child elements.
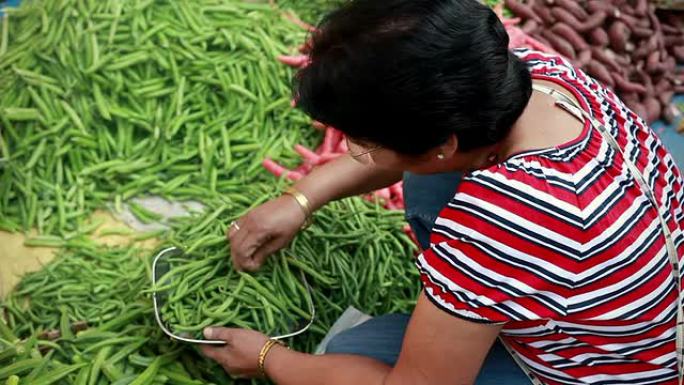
<box><xmin>416</xmin><ymin>49</ymin><xmax>684</xmax><ymax>385</ymax></box>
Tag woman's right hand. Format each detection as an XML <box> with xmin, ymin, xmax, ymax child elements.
<box><xmin>228</xmin><ymin>195</ymin><xmax>307</xmax><ymax>272</ymax></box>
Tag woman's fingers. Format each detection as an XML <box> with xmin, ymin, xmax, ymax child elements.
<box><xmin>229</xmin><ymin>220</ymin><xmax>253</xmax><ymax>271</ymax></box>
<box><xmin>227</xmin><ymin>218</ymin><xmax>243</xmax><ymax>239</ymax></box>
<box><xmin>246</xmin><ymin>237</ymin><xmax>287</xmax><ymax>271</ymax></box>
<box><xmin>229</xmin><ymin>221</ymin><xmax>274</xmax><ymax>271</ymax></box>
<box><xmin>234</xmin><ymin>231</ymin><xmax>272</xmax><ymax>272</ymax></box>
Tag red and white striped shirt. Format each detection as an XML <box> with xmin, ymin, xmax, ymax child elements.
<box><xmin>416</xmin><ymin>49</ymin><xmax>684</xmax><ymax>385</ymax></box>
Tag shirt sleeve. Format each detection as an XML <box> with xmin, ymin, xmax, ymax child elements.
<box><xmin>415</xmin><ymin>178</ymin><xmax>570</xmax><ymax>324</ymax></box>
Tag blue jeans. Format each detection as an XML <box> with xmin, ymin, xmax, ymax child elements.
<box><xmin>325</xmin><ymin>172</ymin><xmax>530</xmax><ymax>384</ymax></box>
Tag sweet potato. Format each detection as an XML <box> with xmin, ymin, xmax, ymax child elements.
<box><xmin>661</xmin><ymin>24</ymin><xmax>681</xmax><ymax>35</ymax></box>
<box><xmin>550</xmin><ymin>7</ymin><xmax>606</xmax><ymax>33</ymax></box>
<box><xmin>646</xmin><ymin>51</ymin><xmax>661</xmax><ymax>73</ymax></box>
<box><xmin>522</xmin><ymin>19</ymin><xmax>539</xmax><ymax>34</ymax></box>
<box><xmin>586</xmin><ymin>60</ymin><xmax>615</xmax><ymax>88</ymax></box>
<box><xmin>664</xmin><ymin>13</ymin><xmax>684</xmax><ymax>29</ymax></box>
<box><xmin>637</xmin><ymin>70</ymin><xmax>654</xmax><ymax>95</ymax></box>
<box><xmin>589</xmin><ymin>28</ymin><xmax>609</xmax><ymax>47</ymax></box>
<box><xmin>643</xmin><ymin>97</ymin><xmax>661</xmax><ymax>123</ymax></box>
<box><xmin>552</xmin><ymin>0</ymin><xmax>588</xmax><ymax>20</ymax></box>
<box><xmin>590</xmin><ymin>46</ymin><xmax>622</xmax><ymax>73</ymax></box>
<box><xmin>663</xmin><ymin>102</ymin><xmax>678</xmax><ymax>124</ymax></box>
<box><xmin>611</xmin><ymin>51</ymin><xmax>631</xmax><ymax>67</ymax></box>
<box><xmin>578</xmin><ymin>11</ymin><xmax>607</xmax><ymax>33</ymax></box>
<box><xmin>532</xmin><ymin>2</ymin><xmax>556</xmax><ymax>25</ymax></box>
<box><xmin>620</xmin><ymin>92</ymin><xmax>639</xmax><ymax>106</ymax></box>
<box><xmin>655</xmin><ymin>77</ymin><xmax>672</xmax><ymax>93</ymax></box>
<box><xmin>586</xmin><ymin>0</ymin><xmax>615</xmax><ymax>15</ymax></box>
<box><xmin>613</xmin><ymin>74</ymin><xmax>648</xmax><ymax>94</ymax></box>
<box><xmin>673</xmin><ymin>46</ymin><xmax>684</xmax><ymax>63</ymax></box>
<box><xmin>551</xmin><ymin>23</ymin><xmax>589</xmax><ymax>50</ymax></box>
<box><xmin>542</xmin><ymin>30</ymin><xmax>576</xmax><ymax>59</ymax></box>
<box><xmin>659</xmin><ymin>90</ymin><xmax>674</xmax><ymax>107</ymax></box>
<box><xmin>632</xmin><ymin>27</ymin><xmax>653</xmax><ymax>39</ymax></box>
<box><xmin>505</xmin><ymin>0</ymin><xmax>542</xmax><ymax>23</ymax></box>
<box><xmin>608</xmin><ymin>21</ymin><xmax>630</xmax><ymax>52</ymax></box>
<box><xmin>634</xmin><ymin>0</ymin><xmax>648</xmax><ymax>16</ymax></box>
<box><xmin>531</xmin><ymin>34</ymin><xmax>553</xmax><ymax>49</ymax></box>
<box><xmin>665</xmin><ymin>35</ymin><xmax>684</xmax><ymax>47</ymax></box>
<box><xmin>633</xmin><ymin>36</ymin><xmax>658</xmax><ymax>60</ymax></box>
<box><xmin>550</xmin><ymin>7</ymin><xmax>581</xmax><ymax>29</ymax></box>
<box><xmin>615</xmin><ymin>12</ymin><xmax>646</xmax><ymax>30</ymax></box>
<box><xmin>576</xmin><ymin>49</ymin><xmax>592</xmax><ymax>67</ymax></box>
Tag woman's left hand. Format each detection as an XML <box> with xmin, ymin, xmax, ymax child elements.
<box><xmin>200</xmin><ymin>327</ymin><xmax>271</xmax><ymax>378</ymax></box>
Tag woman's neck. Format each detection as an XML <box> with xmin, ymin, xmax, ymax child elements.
<box><xmin>495</xmin><ymin>79</ymin><xmax>584</xmax><ymax>162</ymax></box>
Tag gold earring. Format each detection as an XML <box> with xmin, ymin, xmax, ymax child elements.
<box><xmin>437</xmin><ymin>153</ymin><xmax>445</xmax><ymax>160</ymax></box>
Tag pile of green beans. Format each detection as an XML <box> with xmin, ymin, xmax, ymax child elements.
<box><xmin>0</xmin><ymin>0</ymin><xmax>423</xmax><ymax>384</ymax></box>
<box><xmin>0</xmin><ymin>0</ymin><xmax>317</xmax><ymax>236</ymax></box>
<box><xmin>275</xmin><ymin>0</ymin><xmax>344</xmax><ymax>23</ymax></box>
<box><xmin>159</xmin><ymin>194</ymin><xmax>420</xmax><ymax>343</ymax></box>
<box><xmin>1</xmin><ymin>194</ymin><xmax>419</xmax><ymax>384</ymax></box>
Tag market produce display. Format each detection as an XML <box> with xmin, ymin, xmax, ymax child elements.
<box><xmin>2</xmin><ymin>0</ymin><xmax>681</xmax><ymax>384</ymax></box>
<box><xmin>157</xmin><ymin>195</ymin><xmax>417</xmax><ymax>342</ymax></box>
<box><xmin>0</xmin><ymin>0</ymin><xmax>420</xmax><ymax>384</ymax></box>
<box><xmin>504</xmin><ymin>0</ymin><xmax>684</xmax><ymax>124</ymax></box>
<box><xmin>0</xmin><ymin>0</ymin><xmax>316</xmax><ymax>235</ymax></box>
<box><xmin>2</xmin><ymin>195</ymin><xmax>418</xmax><ymax>384</ymax></box>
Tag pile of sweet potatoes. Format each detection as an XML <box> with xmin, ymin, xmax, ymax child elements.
<box><xmin>506</xmin><ymin>0</ymin><xmax>684</xmax><ymax>124</ymax></box>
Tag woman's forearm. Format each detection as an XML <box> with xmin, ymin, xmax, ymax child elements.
<box><xmin>265</xmin><ymin>346</ymin><xmax>392</xmax><ymax>385</ymax></box>
<box><xmin>292</xmin><ymin>154</ymin><xmax>403</xmax><ymax>211</ymax></box>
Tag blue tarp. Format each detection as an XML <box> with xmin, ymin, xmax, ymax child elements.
<box><xmin>653</xmin><ymin>95</ymin><xmax>684</xmax><ymax>170</ymax></box>
<box><xmin>0</xmin><ymin>0</ymin><xmax>21</xmax><ymax>16</ymax></box>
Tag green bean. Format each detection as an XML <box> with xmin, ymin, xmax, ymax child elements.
<box><xmin>0</xmin><ymin>358</ymin><xmax>42</xmax><ymax>379</ymax></box>
<box><xmin>2</xmin><ymin>107</ymin><xmax>41</xmax><ymax>121</ymax></box>
<box><xmin>0</xmin><ymin>14</ymin><xmax>8</xmax><ymax>57</ymax></box>
<box><xmin>23</xmin><ymin>235</ymin><xmax>64</xmax><ymax>248</ymax></box>
<box><xmin>129</xmin><ymin>356</ymin><xmax>161</xmax><ymax>385</ymax></box>
<box><xmin>58</xmin><ymin>101</ymin><xmax>86</xmax><ymax>133</ymax></box>
<box><xmin>0</xmin><ymin>1</ymin><xmax>421</xmax><ymax>384</ymax></box>
<box><xmin>87</xmin><ymin>346</ymin><xmax>111</xmax><ymax>385</ymax></box>
<box><xmin>128</xmin><ymin>201</ymin><xmax>162</xmax><ymax>224</ymax></box>
<box><xmin>106</xmin><ymin>51</ymin><xmax>149</xmax><ymax>71</ymax></box>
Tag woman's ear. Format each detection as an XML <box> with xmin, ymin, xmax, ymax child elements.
<box><xmin>439</xmin><ymin>134</ymin><xmax>459</xmax><ymax>159</ymax></box>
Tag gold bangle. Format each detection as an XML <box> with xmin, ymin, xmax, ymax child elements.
<box><xmin>283</xmin><ymin>187</ymin><xmax>313</xmax><ymax>228</ymax></box>
<box><xmin>258</xmin><ymin>339</ymin><xmax>284</xmax><ymax>378</ymax></box>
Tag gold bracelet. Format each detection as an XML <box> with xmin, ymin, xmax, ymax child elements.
<box><xmin>283</xmin><ymin>186</ymin><xmax>313</xmax><ymax>228</ymax></box>
<box><xmin>258</xmin><ymin>338</ymin><xmax>284</xmax><ymax>378</ymax></box>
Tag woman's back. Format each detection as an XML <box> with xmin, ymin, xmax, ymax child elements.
<box><xmin>416</xmin><ymin>49</ymin><xmax>684</xmax><ymax>384</ymax></box>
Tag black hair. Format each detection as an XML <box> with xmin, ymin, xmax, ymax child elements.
<box><xmin>295</xmin><ymin>0</ymin><xmax>532</xmax><ymax>155</ymax></box>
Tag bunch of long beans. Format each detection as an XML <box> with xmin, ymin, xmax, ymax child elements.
<box><xmin>0</xmin><ymin>0</ymin><xmax>316</xmax><ymax>236</ymax></box>
<box><xmin>0</xmin><ymin>0</ymin><xmax>422</xmax><ymax>384</ymax></box>
<box><xmin>1</xmin><ymin>194</ymin><xmax>419</xmax><ymax>384</ymax></box>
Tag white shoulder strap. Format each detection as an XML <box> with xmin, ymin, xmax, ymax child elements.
<box><xmin>531</xmin><ymin>83</ymin><xmax>684</xmax><ymax>385</ymax></box>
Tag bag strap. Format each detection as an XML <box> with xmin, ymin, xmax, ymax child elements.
<box><xmin>530</xmin><ymin>83</ymin><xmax>683</xmax><ymax>385</ymax></box>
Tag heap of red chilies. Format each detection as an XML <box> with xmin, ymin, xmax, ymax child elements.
<box><xmin>262</xmin><ymin>8</ymin><xmax>553</xmax><ymax>244</ymax></box>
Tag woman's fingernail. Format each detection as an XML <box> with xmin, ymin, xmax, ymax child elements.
<box><xmin>204</xmin><ymin>327</ymin><xmax>214</xmax><ymax>339</ymax></box>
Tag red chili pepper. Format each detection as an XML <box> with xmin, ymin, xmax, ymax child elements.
<box><xmin>321</xmin><ymin>128</ymin><xmax>336</xmax><ymax>153</ymax></box>
<box><xmin>277</xmin><ymin>54</ymin><xmax>310</xmax><ymax>68</ymax></box>
<box><xmin>262</xmin><ymin>158</ymin><xmax>303</xmax><ymax>181</ymax></box>
<box><xmin>283</xmin><ymin>11</ymin><xmax>317</xmax><ymax>32</ymax></box>
<box><xmin>311</xmin><ymin>120</ymin><xmax>327</xmax><ymax>131</ymax></box>
<box><xmin>294</xmin><ymin>144</ymin><xmax>321</xmax><ymax>164</ymax></box>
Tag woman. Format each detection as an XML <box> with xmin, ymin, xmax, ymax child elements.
<box><xmin>201</xmin><ymin>0</ymin><xmax>684</xmax><ymax>384</ymax></box>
